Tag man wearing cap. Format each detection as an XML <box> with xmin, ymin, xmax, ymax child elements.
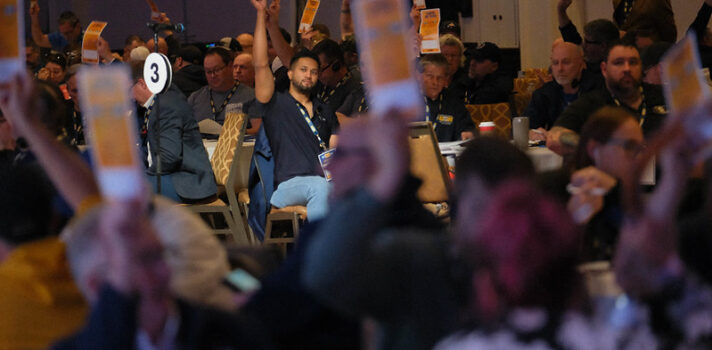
<box><xmin>546</xmin><ymin>41</ymin><xmax>667</xmax><ymax>155</ymax></box>
<box><xmin>188</xmin><ymin>47</ymin><xmax>256</xmax><ymax>125</ymax></box>
<box><xmin>557</xmin><ymin>0</ymin><xmax>621</xmax><ymax>75</ymax></box>
<box><xmin>452</xmin><ymin>42</ymin><xmax>513</xmax><ymax>105</ymax></box>
<box><xmin>420</xmin><ymin>54</ymin><xmax>475</xmax><ymax>142</ymax></box>
<box><xmin>172</xmin><ymin>45</ymin><xmax>208</xmax><ymax>97</ymax></box>
<box><xmin>440</xmin><ymin>20</ymin><xmax>462</xmax><ymax>39</ymax></box>
<box><xmin>525</xmin><ymin>41</ymin><xmax>603</xmax><ymax>135</ymax></box>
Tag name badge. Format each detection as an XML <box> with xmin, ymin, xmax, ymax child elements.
<box><xmin>437</xmin><ymin>114</ymin><xmax>454</xmax><ymax>125</ymax></box>
<box><xmin>318</xmin><ymin>148</ymin><xmax>336</xmax><ymax>182</ymax></box>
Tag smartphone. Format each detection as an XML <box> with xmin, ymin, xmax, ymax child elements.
<box><xmin>223</xmin><ymin>268</ymin><xmax>261</xmax><ymax>293</ymax></box>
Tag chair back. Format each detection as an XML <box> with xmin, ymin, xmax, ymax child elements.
<box><xmin>513</xmin><ymin>77</ymin><xmax>543</xmax><ymax>116</ymax></box>
<box><xmin>408</xmin><ymin>122</ymin><xmax>451</xmax><ymax>203</ymax></box>
<box><xmin>466</xmin><ymin>103</ymin><xmax>512</xmax><ymax>138</ymax></box>
<box><xmin>210</xmin><ymin>106</ymin><xmax>247</xmax><ymax>187</ymax></box>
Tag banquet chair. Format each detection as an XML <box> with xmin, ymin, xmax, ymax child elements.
<box><xmin>184</xmin><ymin>110</ymin><xmax>255</xmax><ymax>245</ymax></box>
<box><xmin>466</xmin><ymin>103</ymin><xmax>513</xmax><ymax>139</ymax></box>
<box><xmin>408</xmin><ymin>122</ymin><xmax>452</xmax><ymax>218</ymax></box>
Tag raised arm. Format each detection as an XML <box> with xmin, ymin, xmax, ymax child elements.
<box><xmin>265</xmin><ymin>0</ymin><xmax>294</xmax><ymax>70</ymax></box>
<box><xmin>0</xmin><ymin>74</ymin><xmax>100</xmax><ymax>210</ymax></box>
<box><xmin>29</xmin><ymin>2</ymin><xmax>51</xmax><ymax>48</ymax></box>
<box><xmin>557</xmin><ymin>0</ymin><xmax>573</xmax><ymax>28</ymax></box>
<box><xmin>252</xmin><ymin>0</ymin><xmax>275</xmax><ymax>103</ymax></box>
<box><xmin>340</xmin><ymin>0</ymin><xmax>354</xmax><ymax>40</ymax></box>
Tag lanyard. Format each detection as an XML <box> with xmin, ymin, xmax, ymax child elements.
<box><xmin>296</xmin><ymin>102</ymin><xmax>327</xmax><ymax>151</ymax></box>
<box><xmin>209</xmin><ymin>82</ymin><xmax>239</xmax><ymax>119</ymax></box>
<box><xmin>424</xmin><ymin>94</ymin><xmax>443</xmax><ymax>122</ymax></box>
<box><xmin>612</xmin><ymin>87</ymin><xmax>647</xmax><ymax>127</ymax></box>
<box><xmin>141</xmin><ymin>98</ymin><xmax>156</xmax><ymax>138</ymax></box>
<box><xmin>318</xmin><ymin>71</ymin><xmax>351</xmax><ymax>104</ymax></box>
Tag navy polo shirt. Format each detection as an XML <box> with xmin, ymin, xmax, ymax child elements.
<box><xmin>260</xmin><ymin>91</ymin><xmax>339</xmax><ymax>186</ymax></box>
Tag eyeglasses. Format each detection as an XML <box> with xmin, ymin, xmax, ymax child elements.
<box><xmin>606</xmin><ymin>137</ymin><xmax>646</xmax><ymax>154</ymax></box>
<box><xmin>205</xmin><ymin>65</ymin><xmax>227</xmax><ymax>76</ymax></box>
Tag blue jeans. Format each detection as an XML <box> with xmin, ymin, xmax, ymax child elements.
<box><xmin>270</xmin><ymin>176</ymin><xmax>330</xmax><ymax>220</ymax></box>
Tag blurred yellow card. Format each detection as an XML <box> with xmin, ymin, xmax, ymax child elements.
<box><xmin>299</xmin><ymin>0</ymin><xmax>320</xmax><ymax>34</ymax></box>
<box><xmin>78</xmin><ymin>66</ymin><xmax>144</xmax><ymax>199</ymax></box>
<box><xmin>0</xmin><ymin>0</ymin><xmax>24</xmax><ymax>81</ymax></box>
<box><xmin>420</xmin><ymin>8</ymin><xmax>440</xmax><ymax>54</ymax></box>
<box><xmin>146</xmin><ymin>0</ymin><xmax>160</xmax><ymax>21</ymax></box>
<box><xmin>353</xmin><ymin>0</ymin><xmax>423</xmax><ymax>116</ymax></box>
<box><xmin>661</xmin><ymin>34</ymin><xmax>709</xmax><ymax>112</ymax></box>
<box><xmin>81</xmin><ymin>21</ymin><xmax>108</xmax><ymax>64</ymax></box>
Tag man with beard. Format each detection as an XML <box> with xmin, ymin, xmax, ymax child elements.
<box><xmin>547</xmin><ymin>41</ymin><xmax>667</xmax><ymax>155</ymax></box>
<box><xmin>251</xmin><ymin>0</ymin><xmax>339</xmax><ymax>221</ymax></box>
<box><xmin>525</xmin><ymin>42</ymin><xmax>603</xmax><ymax>139</ymax></box>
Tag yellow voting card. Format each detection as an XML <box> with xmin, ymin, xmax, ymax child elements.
<box><xmin>81</xmin><ymin>21</ymin><xmax>108</xmax><ymax>64</ymax></box>
<box><xmin>299</xmin><ymin>0</ymin><xmax>320</xmax><ymax>33</ymax></box>
<box><xmin>0</xmin><ymin>0</ymin><xmax>24</xmax><ymax>81</ymax></box>
<box><xmin>661</xmin><ymin>33</ymin><xmax>709</xmax><ymax>112</ymax></box>
<box><xmin>420</xmin><ymin>8</ymin><xmax>440</xmax><ymax>54</ymax></box>
<box><xmin>146</xmin><ymin>0</ymin><xmax>160</xmax><ymax>21</ymax></box>
<box><xmin>353</xmin><ymin>0</ymin><xmax>423</xmax><ymax>116</ymax></box>
<box><xmin>78</xmin><ymin>66</ymin><xmax>144</xmax><ymax>199</ymax></box>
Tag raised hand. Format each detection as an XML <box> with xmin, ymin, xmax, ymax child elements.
<box><xmin>251</xmin><ymin>0</ymin><xmax>267</xmax><ymax>11</ymax></box>
<box><xmin>557</xmin><ymin>0</ymin><xmax>572</xmax><ymax>12</ymax></box>
<box><xmin>266</xmin><ymin>0</ymin><xmax>281</xmax><ymax>27</ymax></box>
<box><xmin>29</xmin><ymin>1</ymin><xmax>39</xmax><ymax>16</ymax></box>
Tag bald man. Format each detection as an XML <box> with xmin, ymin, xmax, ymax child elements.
<box><xmin>524</xmin><ymin>41</ymin><xmax>604</xmax><ymax>138</ymax></box>
<box><xmin>233</xmin><ymin>53</ymin><xmax>255</xmax><ymax>88</ymax></box>
<box><xmin>146</xmin><ymin>37</ymin><xmax>169</xmax><ymax>55</ymax></box>
<box><xmin>236</xmin><ymin>33</ymin><xmax>254</xmax><ymax>54</ymax></box>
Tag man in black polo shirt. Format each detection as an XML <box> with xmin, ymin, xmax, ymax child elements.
<box><xmin>252</xmin><ymin>0</ymin><xmax>339</xmax><ymax>221</ymax></box>
<box><xmin>312</xmin><ymin>39</ymin><xmax>362</xmax><ymax>113</ymax></box>
<box><xmin>420</xmin><ymin>54</ymin><xmax>475</xmax><ymax>142</ymax></box>
<box><xmin>547</xmin><ymin>41</ymin><xmax>667</xmax><ymax>155</ymax></box>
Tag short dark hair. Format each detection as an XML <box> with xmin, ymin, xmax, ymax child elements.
<box><xmin>604</xmin><ymin>39</ymin><xmax>639</xmax><ymax>62</ymax></box>
<box><xmin>583</xmin><ymin>19</ymin><xmax>619</xmax><ymax>45</ymax></box>
<box><xmin>0</xmin><ymin>162</ymin><xmax>54</xmax><ymax>246</ymax></box>
<box><xmin>311</xmin><ymin>23</ymin><xmax>331</xmax><ymax>38</ymax></box>
<box><xmin>35</xmin><ymin>80</ymin><xmax>67</xmax><ymax>136</ymax></box>
<box><xmin>45</xmin><ymin>52</ymin><xmax>67</xmax><ymax>70</ymax></box>
<box><xmin>575</xmin><ymin>106</ymin><xmax>637</xmax><ymax>169</ymax></box>
<box><xmin>311</xmin><ymin>39</ymin><xmax>344</xmax><ymax>65</ymax></box>
<box><xmin>205</xmin><ymin>46</ymin><xmax>233</xmax><ymax>66</ymax></box>
<box><xmin>289</xmin><ymin>48</ymin><xmax>320</xmax><ymax>69</ymax></box>
<box><xmin>455</xmin><ymin>136</ymin><xmax>535</xmax><ymax>189</ymax></box>
<box><xmin>58</xmin><ymin>11</ymin><xmax>79</xmax><ymax>27</ymax></box>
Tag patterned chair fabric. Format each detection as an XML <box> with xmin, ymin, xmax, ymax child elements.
<box><xmin>211</xmin><ymin>111</ymin><xmax>246</xmax><ymax>186</ymax></box>
<box><xmin>466</xmin><ymin>103</ymin><xmax>512</xmax><ymax>139</ymax></box>
<box><xmin>512</xmin><ymin>77</ymin><xmax>543</xmax><ymax>116</ymax></box>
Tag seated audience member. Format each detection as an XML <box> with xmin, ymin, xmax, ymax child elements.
<box><xmin>452</xmin><ymin>42</ymin><xmax>512</xmax><ymax>105</ymax></box>
<box><xmin>689</xmin><ymin>0</ymin><xmax>712</xmax><ymax>70</ymax></box>
<box><xmin>340</xmin><ymin>36</ymin><xmax>359</xmax><ymax>70</ymax></box>
<box><xmin>63</xmin><ymin>64</ymin><xmax>85</xmax><ymax>146</ymax></box>
<box><xmin>0</xmin><ymin>162</ymin><xmax>87</xmax><ymax>349</ymax></box>
<box><xmin>220</xmin><ymin>36</ymin><xmax>244</xmax><ymax>54</ymax></box>
<box><xmin>640</xmin><ymin>42</ymin><xmax>672</xmax><ymax>85</ymax></box>
<box><xmin>303</xmin><ymin>124</ymin><xmax>536</xmax><ymax>350</ymax></box>
<box><xmin>547</xmin><ymin>41</ymin><xmax>667</xmax><ymax>155</ymax></box>
<box><xmin>25</xmin><ymin>38</ymin><xmax>44</xmax><ymax>75</ymax></box>
<box><xmin>188</xmin><ymin>47</ymin><xmax>256</xmax><ymax>125</ymax></box>
<box><xmin>130</xmin><ymin>46</ymin><xmax>151</xmax><ymax>63</ymax></box>
<box><xmin>52</xmin><ymin>200</ymin><xmax>272</xmax><ymax>350</ymax></box>
<box><xmin>526</xmin><ymin>41</ymin><xmax>602</xmax><ymax>137</ymax></box>
<box><xmin>131</xmin><ymin>60</ymin><xmax>218</xmax><ymax>203</ymax></box>
<box><xmin>433</xmin><ymin>181</ymin><xmax>651</xmax><ymax>350</ymax></box>
<box><xmin>613</xmin><ymin>0</ymin><xmax>676</xmax><ymax>43</ymax></box>
<box><xmin>419</xmin><ymin>54</ymin><xmax>475</xmax><ymax>142</ymax></box>
<box><xmin>123</xmin><ymin>34</ymin><xmax>146</xmax><ymax>62</ymax></box>
<box><xmin>37</xmin><ymin>52</ymin><xmax>67</xmax><ymax>86</ymax></box>
<box><xmin>29</xmin><ymin>4</ymin><xmax>82</xmax><ymax>53</ymax></box>
<box><xmin>568</xmin><ymin>106</ymin><xmax>645</xmax><ymax>261</ymax></box>
<box><xmin>440</xmin><ymin>20</ymin><xmax>461</xmax><ymax>39</ymax></box>
<box><xmin>146</xmin><ymin>37</ymin><xmax>169</xmax><ymax>56</ymax></box>
<box><xmin>614</xmin><ymin>112</ymin><xmax>712</xmax><ymax>348</ymax></box>
<box><xmin>557</xmin><ymin>0</ymin><xmax>621</xmax><ymax>75</ymax></box>
<box><xmin>439</xmin><ymin>34</ymin><xmax>467</xmax><ymax>87</ymax></box>
<box><xmin>171</xmin><ymin>45</ymin><xmax>207</xmax><ymax>97</ymax></box>
<box><xmin>252</xmin><ymin>0</ymin><xmax>339</xmax><ymax>221</ymax></box>
<box><xmin>233</xmin><ymin>52</ymin><xmax>256</xmax><ymax>88</ymax></box>
<box><xmin>621</xmin><ymin>23</ymin><xmax>659</xmax><ymax>51</ymax></box>
<box><xmin>312</xmin><ymin>39</ymin><xmax>362</xmax><ymax>113</ymax></box>
<box><xmin>237</xmin><ymin>33</ymin><xmax>255</xmax><ymax>54</ymax></box>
